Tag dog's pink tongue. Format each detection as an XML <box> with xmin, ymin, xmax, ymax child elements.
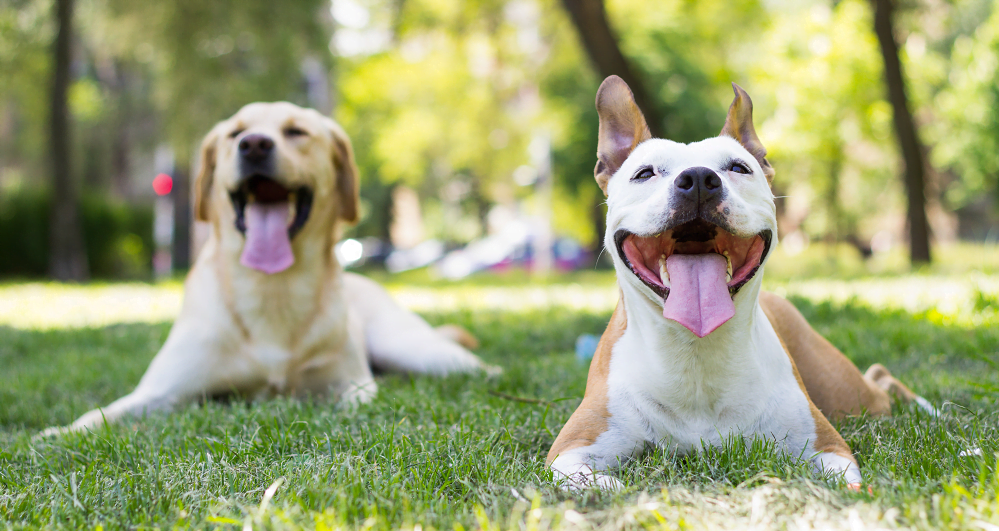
<box><xmin>240</xmin><ymin>202</ymin><xmax>294</xmax><ymax>274</ymax></box>
<box><xmin>662</xmin><ymin>254</ymin><xmax>735</xmax><ymax>338</ymax></box>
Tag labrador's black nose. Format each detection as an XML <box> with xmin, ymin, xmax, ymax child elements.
<box><xmin>673</xmin><ymin>166</ymin><xmax>722</xmax><ymax>206</ymax></box>
<box><xmin>238</xmin><ymin>134</ymin><xmax>274</xmax><ymax>163</ymax></box>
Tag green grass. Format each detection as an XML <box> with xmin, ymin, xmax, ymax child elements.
<box><xmin>1</xmin><ymin>266</ymin><xmax>998</xmax><ymax>530</ymax></box>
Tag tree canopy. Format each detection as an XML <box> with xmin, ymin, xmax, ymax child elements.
<box><xmin>2</xmin><ymin>0</ymin><xmax>998</xmax><ymax>274</ymax></box>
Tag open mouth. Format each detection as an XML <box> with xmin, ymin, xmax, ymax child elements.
<box><xmin>614</xmin><ymin>219</ymin><xmax>772</xmax><ymax>337</ymax></box>
<box><xmin>228</xmin><ymin>176</ymin><xmax>314</xmax><ymax>274</ymax></box>
<box><xmin>229</xmin><ymin>176</ymin><xmax>313</xmax><ymax>238</ymax></box>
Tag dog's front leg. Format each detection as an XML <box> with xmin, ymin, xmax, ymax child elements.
<box><xmin>41</xmin><ymin>317</ymin><xmax>246</xmax><ymax>436</ymax></box>
<box><xmin>548</xmin><ymin>409</ymin><xmax>644</xmax><ymax>491</ymax></box>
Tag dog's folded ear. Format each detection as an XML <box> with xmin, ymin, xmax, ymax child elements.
<box><xmin>194</xmin><ymin>126</ymin><xmax>221</xmax><ymax>222</ymax></box>
<box><xmin>595</xmin><ymin>75</ymin><xmax>652</xmax><ymax>196</ymax></box>
<box><xmin>720</xmin><ymin>83</ymin><xmax>775</xmax><ymax>184</ymax></box>
<box><xmin>326</xmin><ymin>119</ymin><xmax>360</xmax><ymax>224</ymax></box>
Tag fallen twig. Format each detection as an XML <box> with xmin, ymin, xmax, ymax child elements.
<box><xmin>487</xmin><ymin>390</ymin><xmax>552</xmax><ymax>405</ymax></box>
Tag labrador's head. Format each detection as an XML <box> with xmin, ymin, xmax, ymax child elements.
<box><xmin>195</xmin><ymin>102</ymin><xmax>359</xmax><ymax>274</ymax></box>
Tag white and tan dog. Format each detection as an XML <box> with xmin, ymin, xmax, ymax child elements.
<box><xmin>547</xmin><ymin>76</ymin><xmax>932</xmax><ymax>490</ymax></box>
<box><xmin>45</xmin><ymin>102</ymin><xmax>491</xmax><ymax>436</ymax></box>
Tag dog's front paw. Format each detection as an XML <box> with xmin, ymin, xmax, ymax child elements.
<box><xmin>590</xmin><ymin>473</ymin><xmax>625</xmax><ymax>491</ymax></box>
<box><xmin>551</xmin><ymin>458</ymin><xmax>624</xmax><ymax>492</ymax></box>
<box><xmin>557</xmin><ymin>470</ymin><xmax>624</xmax><ymax>491</ymax></box>
<box><xmin>339</xmin><ymin>381</ymin><xmax>378</xmax><ymax>407</ymax></box>
<box><xmin>481</xmin><ymin>363</ymin><xmax>503</xmax><ymax>377</ymax></box>
<box><xmin>36</xmin><ymin>409</ymin><xmax>107</xmax><ymax>439</ymax></box>
<box><xmin>36</xmin><ymin>425</ymin><xmax>72</xmax><ymax>439</ymax></box>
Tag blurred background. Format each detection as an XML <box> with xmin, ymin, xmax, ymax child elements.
<box><xmin>2</xmin><ymin>0</ymin><xmax>999</xmax><ymax>282</ymax></box>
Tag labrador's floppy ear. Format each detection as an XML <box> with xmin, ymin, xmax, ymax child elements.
<box><xmin>327</xmin><ymin>119</ymin><xmax>360</xmax><ymax>224</ymax></box>
<box><xmin>193</xmin><ymin>125</ymin><xmax>221</xmax><ymax>222</ymax></box>
<box><xmin>720</xmin><ymin>83</ymin><xmax>775</xmax><ymax>184</ymax></box>
<box><xmin>595</xmin><ymin>75</ymin><xmax>652</xmax><ymax>196</ymax></box>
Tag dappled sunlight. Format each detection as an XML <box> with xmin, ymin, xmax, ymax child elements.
<box><xmin>389</xmin><ymin>282</ymin><xmax>618</xmax><ymax>314</ymax></box>
<box><xmin>772</xmin><ymin>273</ymin><xmax>999</xmax><ymax>327</ymax></box>
<box><xmin>0</xmin><ymin>282</ymin><xmax>183</xmax><ymax>330</ymax></box>
<box><xmin>1</xmin><ymin>266</ymin><xmax>997</xmax><ymax>330</ymax></box>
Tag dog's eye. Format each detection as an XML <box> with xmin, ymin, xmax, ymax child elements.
<box><xmin>228</xmin><ymin>129</ymin><xmax>245</xmax><ymax>139</ymax></box>
<box><xmin>632</xmin><ymin>167</ymin><xmax>655</xmax><ymax>181</ymax></box>
<box><xmin>284</xmin><ymin>127</ymin><xmax>308</xmax><ymax>137</ymax></box>
<box><xmin>729</xmin><ymin>161</ymin><xmax>751</xmax><ymax>174</ymax></box>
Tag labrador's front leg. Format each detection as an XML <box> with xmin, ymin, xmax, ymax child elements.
<box><xmin>40</xmin><ymin>317</ymin><xmax>249</xmax><ymax>436</ymax></box>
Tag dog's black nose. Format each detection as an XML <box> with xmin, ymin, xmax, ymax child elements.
<box><xmin>674</xmin><ymin>166</ymin><xmax>722</xmax><ymax>204</ymax></box>
<box><xmin>238</xmin><ymin>134</ymin><xmax>274</xmax><ymax>163</ymax></box>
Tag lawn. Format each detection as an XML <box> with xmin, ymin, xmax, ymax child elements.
<box><xmin>1</xmin><ymin>244</ymin><xmax>998</xmax><ymax>530</ymax></box>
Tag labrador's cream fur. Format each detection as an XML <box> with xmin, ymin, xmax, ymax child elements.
<box><xmin>44</xmin><ymin>102</ymin><xmax>492</xmax><ymax>436</ymax></box>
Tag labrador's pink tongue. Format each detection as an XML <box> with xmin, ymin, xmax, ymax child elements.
<box><xmin>240</xmin><ymin>202</ymin><xmax>294</xmax><ymax>274</ymax></box>
<box><xmin>662</xmin><ymin>254</ymin><xmax>734</xmax><ymax>338</ymax></box>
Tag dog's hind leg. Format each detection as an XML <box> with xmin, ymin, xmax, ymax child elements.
<box><xmin>760</xmin><ymin>292</ymin><xmax>938</xmax><ymax>417</ymax></box>
<box><xmin>760</xmin><ymin>292</ymin><xmax>939</xmax><ymax>417</ymax></box>
<box><xmin>343</xmin><ymin>272</ymin><xmax>496</xmax><ymax>375</ymax></box>
<box><xmin>864</xmin><ymin>363</ymin><xmax>939</xmax><ymax>416</ymax></box>
<box><xmin>760</xmin><ymin>292</ymin><xmax>893</xmax><ymax>418</ymax></box>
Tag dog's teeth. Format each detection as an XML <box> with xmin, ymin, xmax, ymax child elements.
<box><xmin>659</xmin><ymin>255</ymin><xmax>669</xmax><ymax>285</ymax></box>
<box><xmin>723</xmin><ymin>252</ymin><xmax>733</xmax><ymax>282</ymax></box>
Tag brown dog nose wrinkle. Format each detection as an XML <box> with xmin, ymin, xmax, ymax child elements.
<box><xmin>239</xmin><ymin>134</ymin><xmax>275</xmax><ymax>161</ymax></box>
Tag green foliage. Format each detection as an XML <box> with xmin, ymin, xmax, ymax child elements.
<box><xmin>3</xmin><ymin>0</ymin><xmax>999</xmax><ymax>263</ymax></box>
<box><xmin>0</xmin><ymin>190</ymin><xmax>153</xmax><ymax>278</ymax></box>
<box><xmin>0</xmin><ymin>0</ymin><xmax>53</xmax><ymax>177</ymax></box>
<box><xmin>336</xmin><ymin>0</ymin><xmax>556</xmax><ymax>242</ymax></box>
<box><xmin>610</xmin><ymin>0</ymin><xmax>768</xmax><ymax>141</ymax></box>
<box><xmin>100</xmin><ymin>0</ymin><xmax>333</xmax><ymax>161</ymax></box>
<box><xmin>931</xmin><ymin>3</ymin><xmax>999</xmax><ymax>210</ymax></box>
<box><xmin>750</xmin><ymin>0</ymin><xmax>897</xmax><ymax>239</ymax></box>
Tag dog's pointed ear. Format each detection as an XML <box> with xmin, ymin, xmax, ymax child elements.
<box><xmin>194</xmin><ymin>125</ymin><xmax>221</xmax><ymax>222</ymax></box>
<box><xmin>720</xmin><ymin>83</ymin><xmax>775</xmax><ymax>184</ymax></box>
<box><xmin>595</xmin><ymin>75</ymin><xmax>652</xmax><ymax>196</ymax></box>
<box><xmin>327</xmin><ymin>119</ymin><xmax>360</xmax><ymax>224</ymax></box>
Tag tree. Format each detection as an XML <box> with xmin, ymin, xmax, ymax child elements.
<box><xmin>48</xmin><ymin>0</ymin><xmax>89</xmax><ymax>281</ymax></box>
<box><xmin>872</xmin><ymin>0</ymin><xmax>931</xmax><ymax>264</ymax></box>
<box><xmin>750</xmin><ymin>0</ymin><xmax>896</xmax><ymax>250</ymax></box>
<box><xmin>101</xmin><ymin>0</ymin><xmax>331</xmax><ymax>268</ymax></box>
<box><xmin>558</xmin><ymin>0</ymin><xmax>665</xmax><ymax>137</ymax></box>
<box><xmin>924</xmin><ymin>3</ymin><xmax>999</xmax><ymax>237</ymax></box>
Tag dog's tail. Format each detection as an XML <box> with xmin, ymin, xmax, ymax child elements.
<box><xmin>343</xmin><ymin>272</ymin><xmax>498</xmax><ymax>375</ymax></box>
<box><xmin>434</xmin><ymin>324</ymin><xmax>480</xmax><ymax>350</ymax></box>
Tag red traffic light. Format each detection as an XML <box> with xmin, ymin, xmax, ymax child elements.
<box><xmin>153</xmin><ymin>173</ymin><xmax>173</xmax><ymax>196</ymax></box>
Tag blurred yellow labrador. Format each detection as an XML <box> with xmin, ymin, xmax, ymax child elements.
<box><xmin>44</xmin><ymin>102</ymin><xmax>492</xmax><ymax>435</ymax></box>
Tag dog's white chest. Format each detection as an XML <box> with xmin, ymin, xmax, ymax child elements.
<box><xmin>604</xmin><ymin>308</ymin><xmax>818</xmax><ymax>455</ymax></box>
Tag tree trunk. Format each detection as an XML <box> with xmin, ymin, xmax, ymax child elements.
<box><xmin>172</xmin><ymin>165</ymin><xmax>191</xmax><ymax>270</ymax></box>
<box><xmin>559</xmin><ymin>0</ymin><xmax>665</xmax><ymax>137</ymax></box>
<box><xmin>48</xmin><ymin>0</ymin><xmax>89</xmax><ymax>281</ymax></box>
<box><xmin>871</xmin><ymin>0</ymin><xmax>931</xmax><ymax>264</ymax></box>
<box><xmin>109</xmin><ymin>62</ymin><xmax>132</xmax><ymax>198</ymax></box>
